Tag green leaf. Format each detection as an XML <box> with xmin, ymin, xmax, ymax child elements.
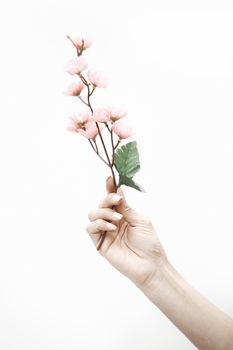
<box><xmin>114</xmin><ymin>141</ymin><xmax>140</xmax><ymax>178</ymax></box>
<box><xmin>119</xmin><ymin>175</ymin><xmax>145</xmax><ymax>192</ymax></box>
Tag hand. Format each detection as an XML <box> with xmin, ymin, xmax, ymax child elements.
<box><xmin>87</xmin><ymin>178</ymin><xmax>233</xmax><ymax>350</ymax></box>
<box><xmin>86</xmin><ymin>177</ymin><xmax>167</xmax><ymax>287</ymax></box>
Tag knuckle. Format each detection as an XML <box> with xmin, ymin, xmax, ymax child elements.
<box><xmin>105</xmin><ymin>208</ymin><xmax>113</xmax><ymax>216</ymax></box>
<box><xmin>85</xmin><ymin>223</ymin><xmax>91</xmax><ymax>233</ymax></box>
<box><xmin>98</xmin><ymin>200</ymin><xmax>103</xmax><ymax>208</ymax></box>
<box><xmin>96</xmin><ymin>219</ymin><xmax>103</xmax><ymax>230</ymax></box>
<box><xmin>141</xmin><ymin>215</ymin><xmax>152</xmax><ymax>226</ymax></box>
<box><xmin>88</xmin><ymin>211</ymin><xmax>93</xmax><ymax>220</ymax></box>
<box><xmin>108</xmin><ymin>193</ymin><xmax>116</xmax><ymax>202</ymax></box>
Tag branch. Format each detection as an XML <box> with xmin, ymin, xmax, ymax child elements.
<box><xmin>88</xmin><ymin>139</ymin><xmax>110</xmax><ymax>167</ymax></box>
<box><xmin>78</xmin><ymin>95</ymin><xmax>89</xmax><ymax>107</ymax></box>
<box><xmin>67</xmin><ymin>35</ymin><xmax>80</xmax><ymax>56</ymax></box>
<box><xmin>114</xmin><ymin>140</ymin><xmax>121</xmax><ymax>151</ymax></box>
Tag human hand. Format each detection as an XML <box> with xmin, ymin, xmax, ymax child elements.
<box><xmin>86</xmin><ymin>177</ymin><xmax>167</xmax><ymax>287</ymax></box>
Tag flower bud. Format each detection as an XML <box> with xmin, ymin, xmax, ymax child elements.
<box><xmin>71</xmin><ymin>36</ymin><xmax>92</xmax><ymax>50</ymax></box>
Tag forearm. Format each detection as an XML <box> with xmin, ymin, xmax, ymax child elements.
<box><xmin>137</xmin><ymin>260</ymin><xmax>233</xmax><ymax>350</ymax></box>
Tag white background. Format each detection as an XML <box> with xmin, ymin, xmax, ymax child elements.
<box><xmin>0</xmin><ymin>1</ymin><xmax>233</xmax><ymax>349</ymax></box>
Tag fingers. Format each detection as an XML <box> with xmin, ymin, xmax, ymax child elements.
<box><xmin>99</xmin><ymin>193</ymin><xmax>122</xmax><ymax>208</ymax></box>
<box><xmin>86</xmin><ymin>219</ymin><xmax>117</xmax><ymax>235</ymax></box>
<box><xmin>105</xmin><ymin>177</ymin><xmax>150</xmax><ymax>226</ymax></box>
<box><xmin>87</xmin><ymin>177</ymin><xmax>151</xmax><ymax>249</ymax></box>
<box><xmin>88</xmin><ymin>208</ymin><xmax>123</xmax><ymax>222</ymax></box>
<box><xmin>105</xmin><ymin>177</ymin><xmax>131</xmax><ymax>213</ymax></box>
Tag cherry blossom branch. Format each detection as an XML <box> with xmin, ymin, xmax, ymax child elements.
<box><xmin>65</xmin><ymin>35</ymin><xmax>135</xmax><ymax>250</ymax></box>
<box><xmin>67</xmin><ymin>35</ymin><xmax>84</xmax><ymax>56</ymax></box>
<box><xmin>105</xmin><ymin>122</ymin><xmax>119</xmax><ymax>164</ymax></box>
<box><xmin>88</xmin><ymin>139</ymin><xmax>110</xmax><ymax>166</ymax></box>
<box><xmin>114</xmin><ymin>140</ymin><xmax>121</xmax><ymax>150</ymax></box>
<box><xmin>78</xmin><ymin>72</ymin><xmax>117</xmax><ymax>190</ymax></box>
<box><xmin>110</xmin><ymin>129</ymin><xmax>115</xmax><ymax>166</ymax></box>
<box><xmin>92</xmin><ymin>108</ymin><xmax>116</xmax><ymax>187</ymax></box>
<box><xmin>110</xmin><ymin>129</ymin><xmax>121</xmax><ymax>166</ymax></box>
<box><xmin>93</xmin><ymin>139</ymin><xmax>98</xmax><ymax>153</ymax></box>
<box><xmin>89</xmin><ymin>86</ymin><xmax>95</xmax><ymax>96</ymax></box>
<box><xmin>76</xmin><ymin>72</ymin><xmax>111</xmax><ymax>170</ymax></box>
<box><xmin>105</xmin><ymin>123</ymin><xmax>111</xmax><ymax>133</ymax></box>
<box><xmin>78</xmin><ymin>95</ymin><xmax>89</xmax><ymax>107</ymax></box>
<box><xmin>79</xmin><ymin>74</ymin><xmax>118</xmax><ymax>251</ymax></box>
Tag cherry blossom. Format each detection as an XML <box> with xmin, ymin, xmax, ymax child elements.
<box><xmin>107</xmin><ymin>107</ymin><xmax>127</xmax><ymax>122</ymax></box>
<box><xmin>79</xmin><ymin>122</ymin><xmax>103</xmax><ymax>139</ymax></box>
<box><xmin>64</xmin><ymin>81</ymin><xmax>84</xmax><ymax>96</ymax></box>
<box><xmin>65</xmin><ymin>56</ymin><xmax>88</xmax><ymax>75</ymax></box>
<box><xmin>93</xmin><ymin>108</ymin><xmax>111</xmax><ymax>123</ymax></box>
<box><xmin>67</xmin><ymin>111</ymin><xmax>91</xmax><ymax>132</ymax></box>
<box><xmin>71</xmin><ymin>36</ymin><xmax>92</xmax><ymax>50</ymax></box>
<box><xmin>112</xmin><ymin>122</ymin><xmax>134</xmax><ymax>139</ymax></box>
<box><xmin>87</xmin><ymin>70</ymin><xmax>108</xmax><ymax>88</ymax></box>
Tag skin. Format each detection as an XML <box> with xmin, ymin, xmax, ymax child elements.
<box><xmin>86</xmin><ymin>177</ymin><xmax>233</xmax><ymax>350</ymax></box>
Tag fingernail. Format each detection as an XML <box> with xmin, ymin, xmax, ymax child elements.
<box><xmin>113</xmin><ymin>212</ymin><xmax>123</xmax><ymax>220</ymax></box>
<box><xmin>112</xmin><ymin>194</ymin><xmax>122</xmax><ymax>202</ymax></box>
<box><xmin>106</xmin><ymin>222</ymin><xmax>117</xmax><ymax>230</ymax></box>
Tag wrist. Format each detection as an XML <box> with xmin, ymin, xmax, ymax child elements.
<box><xmin>135</xmin><ymin>258</ymin><xmax>179</xmax><ymax>307</ymax></box>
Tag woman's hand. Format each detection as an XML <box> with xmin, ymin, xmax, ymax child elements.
<box><xmin>86</xmin><ymin>177</ymin><xmax>167</xmax><ymax>287</ymax></box>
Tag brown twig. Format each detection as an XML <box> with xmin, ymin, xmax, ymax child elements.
<box><xmin>78</xmin><ymin>96</ymin><xmax>89</xmax><ymax>107</ymax></box>
<box><xmin>88</xmin><ymin>139</ymin><xmax>110</xmax><ymax>166</ymax></box>
<box><xmin>89</xmin><ymin>86</ymin><xmax>95</xmax><ymax>96</ymax></box>
<box><xmin>110</xmin><ymin>129</ymin><xmax>115</xmax><ymax>166</ymax></box>
<box><xmin>67</xmin><ymin>35</ymin><xmax>80</xmax><ymax>56</ymax></box>
<box><xmin>114</xmin><ymin>140</ymin><xmax>121</xmax><ymax>151</ymax></box>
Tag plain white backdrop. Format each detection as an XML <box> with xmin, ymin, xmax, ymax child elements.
<box><xmin>0</xmin><ymin>1</ymin><xmax>233</xmax><ymax>349</ymax></box>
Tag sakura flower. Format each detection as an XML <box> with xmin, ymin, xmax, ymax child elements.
<box><xmin>87</xmin><ymin>70</ymin><xmax>108</xmax><ymax>88</ymax></box>
<box><xmin>65</xmin><ymin>56</ymin><xmax>88</xmax><ymax>75</ymax></box>
<box><xmin>107</xmin><ymin>107</ymin><xmax>127</xmax><ymax>122</ymax></box>
<box><xmin>64</xmin><ymin>81</ymin><xmax>84</xmax><ymax>96</ymax></box>
<box><xmin>93</xmin><ymin>108</ymin><xmax>111</xmax><ymax>123</ymax></box>
<box><xmin>79</xmin><ymin>121</ymin><xmax>103</xmax><ymax>139</ymax></box>
<box><xmin>67</xmin><ymin>111</ymin><xmax>91</xmax><ymax>132</ymax></box>
<box><xmin>112</xmin><ymin>122</ymin><xmax>134</xmax><ymax>139</ymax></box>
<box><xmin>71</xmin><ymin>36</ymin><xmax>92</xmax><ymax>50</ymax></box>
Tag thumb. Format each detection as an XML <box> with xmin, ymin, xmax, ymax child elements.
<box><xmin>105</xmin><ymin>176</ymin><xmax>116</xmax><ymax>194</ymax></box>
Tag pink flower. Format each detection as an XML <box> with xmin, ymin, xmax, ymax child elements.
<box><xmin>64</xmin><ymin>81</ymin><xmax>85</xmax><ymax>96</ymax></box>
<box><xmin>87</xmin><ymin>70</ymin><xmax>107</xmax><ymax>88</ymax></box>
<box><xmin>112</xmin><ymin>122</ymin><xmax>134</xmax><ymax>139</ymax></box>
<box><xmin>65</xmin><ymin>56</ymin><xmax>88</xmax><ymax>75</ymax></box>
<box><xmin>79</xmin><ymin>121</ymin><xmax>103</xmax><ymax>139</ymax></box>
<box><xmin>107</xmin><ymin>107</ymin><xmax>127</xmax><ymax>122</ymax></box>
<box><xmin>71</xmin><ymin>36</ymin><xmax>92</xmax><ymax>50</ymax></box>
<box><xmin>93</xmin><ymin>108</ymin><xmax>111</xmax><ymax>122</ymax></box>
<box><xmin>67</xmin><ymin>111</ymin><xmax>91</xmax><ymax>132</ymax></box>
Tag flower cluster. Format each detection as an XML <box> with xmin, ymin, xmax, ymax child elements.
<box><xmin>64</xmin><ymin>35</ymin><xmax>133</xmax><ymax>142</ymax></box>
<box><xmin>64</xmin><ymin>35</ymin><xmax>142</xmax><ymax>250</ymax></box>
